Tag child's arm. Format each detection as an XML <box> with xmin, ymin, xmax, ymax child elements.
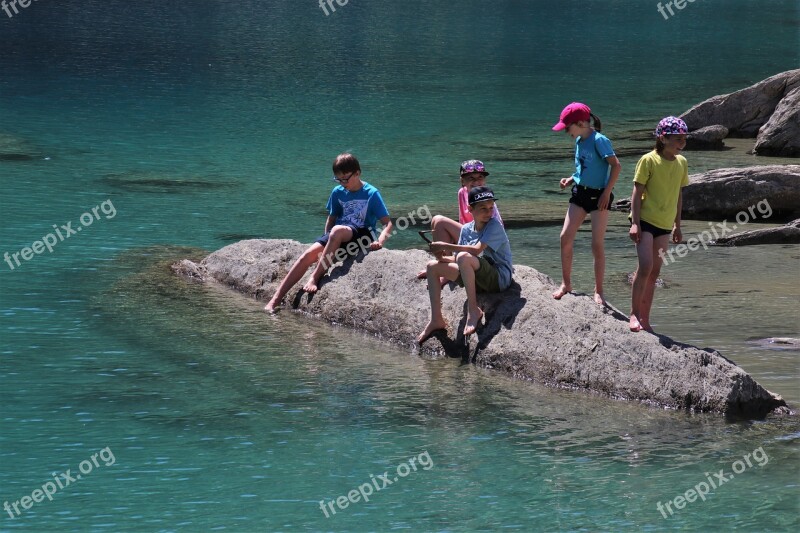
<box><xmin>629</xmin><ymin>183</ymin><xmax>645</xmax><ymax>244</ymax></box>
<box><xmin>673</xmin><ymin>189</ymin><xmax>683</xmax><ymax>244</ymax></box>
<box><xmin>598</xmin><ymin>156</ymin><xmax>621</xmax><ymax>210</ymax></box>
<box><xmin>429</xmin><ymin>241</ymin><xmax>487</xmax><ymax>257</ymax></box>
<box><xmin>559</xmin><ymin>176</ymin><xmax>574</xmax><ymax>189</ymax></box>
<box><xmin>323</xmin><ymin>215</ymin><xmax>337</xmax><ymax>234</ymax></box>
<box><xmin>369</xmin><ymin>216</ymin><xmax>393</xmax><ymax>250</ymax></box>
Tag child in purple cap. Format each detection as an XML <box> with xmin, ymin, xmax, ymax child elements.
<box><xmin>552</xmin><ymin>102</ymin><xmax>622</xmax><ymax>306</ymax></box>
<box><xmin>417</xmin><ymin>160</ymin><xmax>503</xmax><ymax>281</ymax></box>
<box><xmin>628</xmin><ymin>116</ymin><xmax>689</xmax><ymax>332</ymax></box>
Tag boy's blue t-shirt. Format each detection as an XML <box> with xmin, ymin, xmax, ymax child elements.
<box><xmin>572</xmin><ymin>131</ymin><xmax>615</xmax><ymax>189</ymax></box>
<box><xmin>458</xmin><ymin>217</ymin><xmax>513</xmax><ymax>291</ymax></box>
<box><xmin>326</xmin><ymin>181</ymin><xmax>390</xmax><ymax>233</ymax></box>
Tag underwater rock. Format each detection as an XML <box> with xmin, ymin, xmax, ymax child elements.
<box><xmin>172</xmin><ymin>239</ymin><xmax>789</xmax><ymax>417</ymax></box>
<box><xmin>99</xmin><ymin>172</ymin><xmax>237</xmax><ymax>193</ymax></box>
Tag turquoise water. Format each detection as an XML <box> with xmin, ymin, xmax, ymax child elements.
<box><xmin>1</xmin><ymin>1</ymin><xmax>799</xmax><ymax>531</ymax></box>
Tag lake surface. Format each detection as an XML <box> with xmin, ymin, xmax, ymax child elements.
<box><xmin>1</xmin><ymin>1</ymin><xmax>798</xmax><ymax>531</ymax></box>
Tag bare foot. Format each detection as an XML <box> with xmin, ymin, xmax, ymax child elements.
<box><xmin>264</xmin><ymin>300</ymin><xmax>280</xmax><ymax>314</ymax></box>
<box><xmin>552</xmin><ymin>284</ymin><xmax>571</xmax><ymax>300</ymax></box>
<box><xmin>639</xmin><ymin>317</ymin><xmax>654</xmax><ymax>332</ymax></box>
<box><xmin>302</xmin><ymin>279</ymin><xmax>319</xmax><ymax>294</ymax></box>
<box><xmin>417</xmin><ymin>319</ymin><xmax>448</xmax><ymax>344</ymax></box>
<box><xmin>463</xmin><ymin>308</ymin><xmax>484</xmax><ymax>337</ymax></box>
<box><xmin>417</xmin><ymin>269</ymin><xmax>428</xmax><ymax>280</ymax></box>
<box><xmin>594</xmin><ymin>292</ymin><xmax>607</xmax><ymax>306</ymax></box>
<box><xmin>629</xmin><ymin>314</ymin><xmax>643</xmax><ymax>332</ymax></box>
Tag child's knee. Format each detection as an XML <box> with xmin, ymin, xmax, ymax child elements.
<box><xmin>328</xmin><ymin>225</ymin><xmax>353</xmax><ymax>242</ymax></box>
<box><xmin>455</xmin><ymin>251</ymin><xmax>472</xmax><ymax>264</ymax></box>
<box><xmin>431</xmin><ymin>215</ymin><xmax>446</xmax><ymax>229</ymax></box>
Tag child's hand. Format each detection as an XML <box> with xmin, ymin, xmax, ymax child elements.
<box><xmin>559</xmin><ymin>177</ymin><xmax>574</xmax><ymax>190</ymax></box>
<box><xmin>429</xmin><ymin>242</ymin><xmax>449</xmax><ymax>255</ymax></box>
<box><xmin>598</xmin><ymin>190</ymin><xmax>612</xmax><ymax>211</ymax></box>
<box><xmin>629</xmin><ymin>224</ymin><xmax>641</xmax><ymax>244</ymax></box>
<box><xmin>672</xmin><ymin>227</ymin><xmax>682</xmax><ymax>244</ymax></box>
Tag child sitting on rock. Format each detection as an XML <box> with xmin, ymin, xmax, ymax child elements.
<box><xmin>264</xmin><ymin>153</ymin><xmax>393</xmax><ymax>313</ymax></box>
<box><xmin>417</xmin><ymin>186</ymin><xmax>513</xmax><ymax>342</ymax></box>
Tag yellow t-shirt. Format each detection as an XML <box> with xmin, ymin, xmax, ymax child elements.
<box><xmin>633</xmin><ymin>150</ymin><xmax>689</xmax><ymax>230</ymax></box>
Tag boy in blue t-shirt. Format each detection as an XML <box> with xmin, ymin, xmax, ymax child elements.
<box><xmin>417</xmin><ymin>186</ymin><xmax>513</xmax><ymax>342</ymax></box>
<box><xmin>265</xmin><ymin>153</ymin><xmax>393</xmax><ymax>313</ymax></box>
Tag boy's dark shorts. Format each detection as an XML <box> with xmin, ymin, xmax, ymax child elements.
<box><xmin>570</xmin><ymin>184</ymin><xmax>613</xmax><ymax>213</ymax></box>
<box><xmin>630</xmin><ymin>219</ymin><xmax>672</xmax><ymax>238</ymax></box>
<box><xmin>455</xmin><ymin>256</ymin><xmax>501</xmax><ymax>293</ymax></box>
<box><xmin>314</xmin><ymin>224</ymin><xmax>374</xmax><ymax>254</ymax></box>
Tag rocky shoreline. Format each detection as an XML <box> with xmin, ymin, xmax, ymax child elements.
<box><xmin>172</xmin><ymin>239</ymin><xmax>790</xmax><ymax>418</ymax></box>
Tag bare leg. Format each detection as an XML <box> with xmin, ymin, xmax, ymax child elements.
<box><xmin>265</xmin><ymin>243</ymin><xmax>324</xmax><ymax>313</ymax></box>
<box><xmin>630</xmin><ymin>231</ymin><xmax>655</xmax><ymax>331</ymax></box>
<box><xmin>303</xmin><ymin>225</ymin><xmax>354</xmax><ymax>294</ymax></box>
<box><xmin>590</xmin><ymin>209</ymin><xmax>610</xmax><ymax>306</ymax></box>
<box><xmin>418</xmin><ymin>215</ymin><xmax>462</xmax><ymax>280</ymax></box>
<box><xmin>417</xmin><ymin>260</ymin><xmax>460</xmax><ymax>343</ymax></box>
<box><xmin>457</xmin><ymin>252</ymin><xmax>484</xmax><ymax>336</ymax></box>
<box><xmin>639</xmin><ymin>234</ymin><xmax>670</xmax><ymax>332</ymax></box>
<box><xmin>554</xmin><ymin>203</ymin><xmax>587</xmax><ymax>299</ymax></box>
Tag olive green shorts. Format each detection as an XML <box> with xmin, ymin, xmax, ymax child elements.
<box><xmin>455</xmin><ymin>256</ymin><xmax>501</xmax><ymax>293</ymax></box>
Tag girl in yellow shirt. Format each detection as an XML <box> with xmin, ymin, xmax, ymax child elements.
<box><xmin>629</xmin><ymin>117</ymin><xmax>689</xmax><ymax>332</ymax></box>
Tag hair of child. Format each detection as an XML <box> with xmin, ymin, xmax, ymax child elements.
<box><xmin>589</xmin><ymin>113</ymin><xmax>603</xmax><ymax>133</ymax></box>
<box><xmin>333</xmin><ymin>153</ymin><xmax>361</xmax><ymax>175</ymax></box>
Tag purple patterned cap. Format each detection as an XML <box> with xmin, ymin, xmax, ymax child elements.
<box><xmin>656</xmin><ymin>116</ymin><xmax>689</xmax><ymax>136</ymax></box>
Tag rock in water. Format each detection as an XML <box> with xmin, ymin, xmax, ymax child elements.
<box><xmin>714</xmin><ymin>219</ymin><xmax>800</xmax><ymax>246</ymax></box>
<box><xmin>681</xmin><ymin>165</ymin><xmax>800</xmax><ymax>221</ymax></box>
<box><xmin>172</xmin><ymin>239</ymin><xmax>789</xmax><ymax>417</ymax></box>
<box><xmin>680</xmin><ymin>69</ymin><xmax>800</xmax><ymax>137</ymax></box>
<box><xmin>686</xmin><ymin>125</ymin><xmax>728</xmax><ymax>150</ymax></box>
<box><xmin>754</xmin><ymin>87</ymin><xmax>800</xmax><ymax>157</ymax></box>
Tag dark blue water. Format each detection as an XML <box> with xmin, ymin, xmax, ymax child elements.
<box><xmin>1</xmin><ymin>1</ymin><xmax>799</xmax><ymax>531</ymax></box>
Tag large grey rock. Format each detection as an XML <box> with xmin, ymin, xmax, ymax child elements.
<box><xmin>754</xmin><ymin>87</ymin><xmax>800</xmax><ymax>157</ymax></box>
<box><xmin>714</xmin><ymin>219</ymin><xmax>800</xmax><ymax>246</ymax></box>
<box><xmin>680</xmin><ymin>70</ymin><xmax>800</xmax><ymax>137</ymax></box>
<box><xmin>172</xmin><ymin>239</ymin><xmax>789</xmax><ymax>417</ymax></box>
<box><xmin>686</xmin><ymin>125</ymin><xmax>728</xmax><ymax>150</ymax></box>
<box><xmin>681</xmin><ymin>165</ymin><xmax>800</xmax><ymax>221</ymax></box>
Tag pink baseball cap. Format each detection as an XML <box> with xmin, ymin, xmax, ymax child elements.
<box><xmin>552</xmin><ymin>102</ymin><xmax>591</xmax><ymax>131</ymax></box>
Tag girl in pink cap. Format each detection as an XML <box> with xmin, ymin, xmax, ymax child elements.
<box><xmin>551</xmin><ymin>102</ymin><xmax>621</xmax><ymax>306</ymax></box>
<box><xmin>628</xmin><ymin>116</ymin><xmax>689</xmax><ymax>332</ymax></box>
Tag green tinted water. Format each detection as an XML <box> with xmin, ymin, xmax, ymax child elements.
<box><xmin>1</xmin><ymin>1</ymin><xmax>798</xmax><ymax>531</ymax></box>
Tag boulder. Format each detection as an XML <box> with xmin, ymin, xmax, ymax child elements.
<box><xmin>714</xmin><ymin>219</ymin><xmax>800</xmax><ymax>246</ymax></box>
<box><xmin>754</xmin><ymin>87</ymin><xmax>800</xmax><ymax>157</ymax></box>
<box><xmin>680</xmin><ymin>70</ymin><xmax>800</xmax><ymax>137</ymax></box>
<box><xmin>681</xmin><ymin>165</ymin><xmax>800</xmax><ymax>221</ymax></box>
<box><xmin>172</xmin><ymin>239</ymin><xmax>789</xmax><ymax>417</ymax></box>
<box><xmin>686</xmin><ymin>125</ymin><xmax>728</xmax><ymax>150</ymax></box>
